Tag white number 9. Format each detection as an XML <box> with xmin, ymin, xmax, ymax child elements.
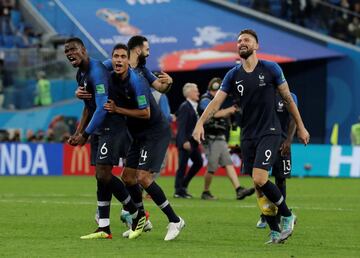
<box><xmin>265</xmin><ymin>149</ymin><xmax>272</xmax><ymax>161</ymax></box>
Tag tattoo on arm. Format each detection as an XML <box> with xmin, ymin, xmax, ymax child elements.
<box><xmin>278</xmin><ymin>86</ymin><xmax>293</xmax><ymax>106</ymax></box>
<box><xmin>209</xmin><ymin>109</ymin><xmax>216</xmax><ymax>119</ymax></box>
<box><xmin>283</xmin><ymin>92</ymin><xmax>293</xmax><ymax>106</ymax></box>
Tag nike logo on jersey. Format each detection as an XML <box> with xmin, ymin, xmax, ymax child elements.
<box><xmin>99</xmin><ymin>156</ymin><xmax>108</xmax><ymax>160</ymax></box>
<box><xmin>284</xmin><ymin>171</ymin><xmax>290</xmax><ymax>175</ymax></box>
<box><xmin>262</xmin><ymin>162</ymin><xmax>270</xmax><ymax>165</ymax></box>
<box><xmin>139</xmin><ymin>162</ymin><xmax>146</xmax><ymax>166</ymax></box>
<box><xmin>235</xmin><ymin>80</ymin><xmax>243</xmax><ymax>84</ymax></box>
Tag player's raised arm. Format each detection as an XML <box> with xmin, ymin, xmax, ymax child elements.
<box><xmin>192</xmin><ymin>90</ymin><xmax>228</xmax><ymax>143</ymax></box>
<box><xmin>277</xmin><ymin>83</ymin><xmax>310</xmax><ymax>145</ymax></box>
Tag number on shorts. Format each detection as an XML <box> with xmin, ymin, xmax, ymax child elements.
<box><xmin>100</xmin><ymin>142</ymin><xmax>108</xmax><ymax>155</ymax></box>
<box><xmin>140</xmin><ymin>149</ymin><xmax>148</xmax><ymax>162</ymax></box>
<box><xmin>282</xmin><ymin>160</ymin><xmax>291</xmax><ymax>172</ymax></box>
<box><xmin>265</xmin><ymin>149</ymin><xmax>272</xmax><ymax>161</ymax></box>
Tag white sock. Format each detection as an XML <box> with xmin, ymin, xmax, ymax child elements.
<box><xmin>99</xmin><ymin>218</ymin><xmax>110</xmax><ymax>228</ymax></box>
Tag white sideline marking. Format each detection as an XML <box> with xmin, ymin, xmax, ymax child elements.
<box><xmin>0</xmin><ymin>199</ymin><xmax>354</xmax><ymax>211</ymax></box>
<box><xmin>0</xmin><ymin>193</ymin><xmax>94</xmax><ymax>198</ymax></box>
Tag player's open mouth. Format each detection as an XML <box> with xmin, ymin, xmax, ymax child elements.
<box><xmin>68</xmin><ymin>56</ymin><xmax>77</xmax><ymax>65</ymax></box>
<box><xmin>240</xmin><ymin>46</ymin><xmax>248</xmax><ymax>51</ymax></box>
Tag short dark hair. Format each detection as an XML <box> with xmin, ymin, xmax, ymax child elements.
<box><xmin>127</xmin><ymin>35</ymin><xmax>148</xmax><ymax>50</ymax></box>
<box><xmin>238</xmin><ymin>29</ymin><xmax>258</xmax><ymax>43</ymax></box>
<box><xmin>112</xmin><ymin>43</ymin><xmax>128</xmax><ymax>56</ymax></box>
<box><xmin>65</xmin><ymin>37</ymin><xmax>85</xmax><ymax>46</ymax></box>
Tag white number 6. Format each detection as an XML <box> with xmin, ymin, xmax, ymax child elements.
<box><xmin>100</xmin><ymin>143</ymin><xmax>108</xmax><ymax>155</ymax></box>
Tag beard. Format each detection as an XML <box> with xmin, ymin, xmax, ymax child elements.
<box><xmin>239</xmin><ymin>49</ymin><xmax>253</xmax><ymax>60</ymax></box>
<box><xmin>138</xmin><ymin>54</ymin><xmax>147</xmax><ymax>66</ymax></box>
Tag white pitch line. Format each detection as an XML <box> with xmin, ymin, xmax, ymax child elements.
<box><xmin>0</xmin><ymin>193</ymin><xmax>94</xmax><ymax>198</ymax></box>
<box><xmin>0</xmin><ymin>199</ymin><xmax>355</xmax><ymax>212</ymax></box>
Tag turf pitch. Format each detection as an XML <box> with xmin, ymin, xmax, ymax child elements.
<box><xmin>0</xmin><ymin>176</ymin><xmax>359</xmax><ymax>258</ymax></box>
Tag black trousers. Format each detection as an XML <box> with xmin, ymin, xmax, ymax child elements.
<box><xmin>174</xmin><ymin>147</ymin><xmax>203</xmax><ymax>194</ymax></box>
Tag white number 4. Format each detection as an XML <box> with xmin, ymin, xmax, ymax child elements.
<box><xmin>140</xmin><ymin>149</ymin><xmax>148</xmax><ymax>162</ymax></box>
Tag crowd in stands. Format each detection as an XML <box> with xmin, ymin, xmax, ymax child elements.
<box><xmin>0</xmin><ymin>115</ymin><xmax>73</xmax><ymax>143</ymax></box>
<box><xmin>0</xmin><ymin>0</ymin><xmax>41</xmax><ymax>48</ymax></box>
<box><xmin>236</xmin><ymin>0</ymin><xmax>360</xmax><ymax>46</ymax></box>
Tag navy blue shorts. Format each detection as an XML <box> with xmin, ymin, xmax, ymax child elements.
<box><xmin>241</xmin><ymin>134</ymin><xmax>281</xmax><ymax>175</ymax></box>
<box><xmin>272</xmin><ymin>150</ymin><xmax>292</xmax><ymax>179</ymax></box>
<box><xmin>125</xmin><ymin>124</ymin><xmax>171</xmax><ymax>173</ymax></box>
<box><xmin>90</xmin><ymin>129</ymin><xmax>131</xmax><ymax>166</ymax></box>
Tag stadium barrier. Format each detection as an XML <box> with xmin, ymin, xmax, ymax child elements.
<box><xmin>0</xmin><ymin>143</ymin><xmax>359</xmax><ymax>178</ymax></box>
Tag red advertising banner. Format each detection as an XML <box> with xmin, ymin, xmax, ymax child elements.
<box><xmin>63</xmin><ymin>144</ymin><xmax>122</xmax><ymax>176</ymax></box>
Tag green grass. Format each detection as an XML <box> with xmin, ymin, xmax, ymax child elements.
<box><xmin>0</xmin><ymin>176</ymin><xmax>359</xmax><ymax>258</ymax></box>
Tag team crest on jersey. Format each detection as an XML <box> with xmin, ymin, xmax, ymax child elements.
<box><xmin>277</xmin><ymin>100</ymin><xmax>284</xmax><ymax>112</ymax></box>
<box><xmin>258</xmin><ymin>74</ymin><xmax>266</xmax><ymax>87</ymax></box>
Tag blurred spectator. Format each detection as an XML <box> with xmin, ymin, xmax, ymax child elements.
<box><xmin>49</xmin><ymin>115</ymin><xmax>70</xmax><ymax>142</ymax></box>
<box><xmin>0</xmin><ymin>50</ymin><xmax>4</xmax><ymax>109</ymax></box>
<box><xmin>328</xmin><ymin>0</ymin><xmax>341</xmax><ymax>5</ymax></box>
<box><xmin>21</xmin><ymin>26</ymin><xmax>42</xmax><ymax>48</ymax></box>
<box><xmin>26</xmin><ymin>129</ymin><xmax>36</xmax><ymax>142</ymax></box>
<box><xmin>252</xmin><ymin>0</ymin><xmax>270</xmax><ymax>14</ymax></box>
<box><xmin>235</xmin><ymin>0</ymin><xmax>358</xmax><ymax>45</ymax></box>
<box><xmin>9</xmin><ymin>129</ymin><xmax>20</xmax><ymax>142</ymax></box>
<box><xmin>34</xmin><ymin>71</ymin><xmax>52</xmax><ymax>106</ymax></box>
<box><xmin>0</xmin><ymin>71</ymin><xmax>3</xmax><ymax>109</ymax></box>
<box><xmin>350</xmin><ymin>116</ymin><xmax>360</xmax><ymax>145</ymax></box>
<box><xmin>339</xmin><ymin>0</ymin><xmax>350</xmax><ymax>20</ymax></box>
<box><xmin>0</xmin><ymin>0</ymin><xmax>15</xmax><ymax>37</ymax></box>
<box><xmin>46</xmin><ymin>128</ymin><xmax>55</xmax><ymax>142</ymax></box>
<box><xmin>348</xmin><ymin>17</ymin><xmax>360</xmax><ymax>44</ymax></box>
<box><xmin>329</xmin><ymin>16</ymin><xmax>349</xmax><ymax>41</ymax></box>
<box><xmin>35</xmin><ymin>129</ymin><xmax>45</xmax><ymax>142</ymax></box>
<box><xmin>353</xmin><ymin>2</ymin><xmax>360</xmax><ymax>14</ymax></box>
<box><xmin>280</xmin><ymin>0</ymin><xmax>290</xmax><ymax>19</ymax></box>
<box><xmin>290</xmin><ymin>0</ymin><xmax>307</xmax><ymax>26</ymax></box>
<box><xmin>0</xmin><ymin>128</ymin><xmax>9</xmax><ymax>141</ymax></box>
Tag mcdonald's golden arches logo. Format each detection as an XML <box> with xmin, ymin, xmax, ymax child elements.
<box><xmin>71</xmin><ymin>146</ymin><xmax>90</xmax><ymax>174</ymax></box>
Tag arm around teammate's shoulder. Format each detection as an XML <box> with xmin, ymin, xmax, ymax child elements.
<box><xmin>151</xmin><ymin>72</ymin><xmax>173</xmax><ymax>93</ymax></box>
<box><xmin>104</xmin><ymin>99</ymin><xmax>151</xmax><ymax>119</ymax></box>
